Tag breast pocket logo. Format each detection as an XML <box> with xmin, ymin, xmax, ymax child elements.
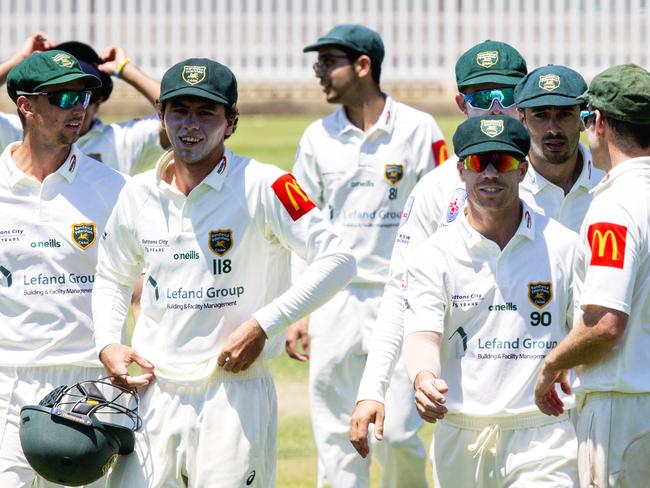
<box><xmin>208</xmin><ymin>229</ymin><xmax>233</xmax><ymax>256</ymax></box>
<box><xmin>384</xmin><ymin>164</ymin><xmax>404</xmax><ymax>186</ymax></box>
<box><xmin>71</xmin><ymin>223</ymin><xmax>97</xmax><ymax>250</ymax></box>
<box><xmin>528</xmin><ymin>282</ymin><xmax>552</xmax><ymax>309</ymax></box>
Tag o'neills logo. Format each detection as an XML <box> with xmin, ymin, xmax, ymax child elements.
<box><xmin>208</xmin><ymin>229</ymin><xmax>233</xmax><ymax>256</ymax></box>
<box><xmin>539</xmin><ymin>74</ymin><xmax>561</xmax><ymax>91</ymax></box>
<box><xmin>528</xmin><ymin>282</ymin><xmax>552</xmax><ymax>309</ymax></box>
<box><xmin>476</xmin><ymin>50</ymin><xmax>499</xmax><ymax>68</ymax></box>
<box><xmin>384</xmin><ymin>164</ymin><xmax>404</xmax><ymax>186</ymax></box>
<box><xmin>587</xmin><ymin>222</ymin><xmax>627</xmax><ymax>269</ymax></box>
<box><xmin>71</xmin><ymin>223</ymin><xmax>96</xmax><ymax>250</ymax></box>
<box><xmin>182</xmin><ymin>65</ymin><xmax>206</xmax><ymax>85</ymax></box>
<box><xmin>480</xmin><ymin>119</ymin><xmax>504</xmax><ymax>138</ymax></box>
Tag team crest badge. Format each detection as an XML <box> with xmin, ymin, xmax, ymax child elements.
<box><xmin>539</xmin><ymin>74</ymin><xmax>561</xmax><ymax>91</ymax></box>
<box><xmin>446</xmin><ymin>188</ymin><xmax>467</xmax><ymax>223</ymax></box>
<box><xmin>72</xmin><ymin>223</ymin><xmax>97</xmax><ymax>250</ymax></box>
<box><xmin>480</xmin><ymin>119</ymin><xmax>504</xmax><ymax>138</ymax></box>
<box><xmin>52</xmin><ymin>53</ymin><xmax>74</xmax><ymax>68</ymax></box>
<box><xmin>476</xmin><ymin>50</ymin><xmax>499</xmax><ymax>68</ymax></box>
<box><xmin>384</xmin><ymin>164</ymin><xmax>404</xmax><ymax>186</ymax></box>
<box><xmin>528</xmin><ymin>282</ymin><xmax>552</xmax><ymax>309</ymax></box>
<box><xmin>182</xmin><ymin>65</ymin><xmax>206</xmax><ymax>85</ymax></box>
<box><xmin>208</xmin><ymin>229</ymin><xmax>233</xmax><ymax>256</ymax></box>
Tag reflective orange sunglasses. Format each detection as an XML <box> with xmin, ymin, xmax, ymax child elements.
<box><xmin>463</xmin><ymin>153</ymin><xmax>522</xmax><ymax>173</ymax></box>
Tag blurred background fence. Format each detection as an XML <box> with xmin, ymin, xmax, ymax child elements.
<box><xmin>1</xmin><ymin>0</ymin><xmax>648</xmax><ymax>114</ymax></box>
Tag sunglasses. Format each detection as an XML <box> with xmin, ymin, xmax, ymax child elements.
<box><xmin>464</xmin><ymin>87</ymin><xmax>516</xmax><ymax>110</ymax></box>
<box><xmin>312</xmin><ymin>54</ymin><xmax>350</xmax><ymax>72</ymax></box>
<box><xmin>580</xmin><ymin>110</ymin><xmax>596</xmax><ymax>129</ymax></box>
<box><xmin>463</xmin><ymin>153</ymin><xmax>522</xmax><ymax>173</ymax></box>
<box><xmin>16</xmin><ymin>89</ymin><xmax>92</xmax><ymax>110</ymax></box>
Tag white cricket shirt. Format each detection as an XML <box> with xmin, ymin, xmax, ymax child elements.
<box><xmin>0</xmin><ymin>112</ymin><xmax>22</xmax><ymax>152</ymax></box>
<box><xmin>573</xmin><ymin>157</ymin><xmax>650</xmax><ymax>394</ymax></box>
<box><xmin>357</xmin><ymin>144</ymin><xmax>600</xmax><ymax>403</ymax></box>
<box><xmin>93</xmin><ymin>148</ymin><xmax>356</xmax><ymax>381</ymax></box>
<box><xmin>403</xmin><ymin>203</ymin><xmax>577</xmax><ymax>416</ymax></box>
<box><xmin>293</xmin><ymin>95</ymin><xmax>447</xmax><ymax>284</ymax></box>
<box><xmin>0</xmin><ymin>142</ymin><xmax>126</xmax><ymax>366</ymax></box>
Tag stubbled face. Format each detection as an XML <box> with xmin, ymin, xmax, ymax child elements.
<box><xmin>313</xmin><ymin>47</ymin><xmax>356</xmax><ymax>104</ymax></box>
<box><xmin>24</xmin><ymin>79</ymin><xmax>87</xmax><ymax>146</ymax></box>
<box><xmin>457</xmin><ymin>82</ymin><xmax>520</xmax><ymax>119</ymax></box>
<box><xmin>520</xmin><ymin>105</ymin><xmax>582</xmax><ymax>165</ymax></box>
<box><xmin>162</xmin><ymin>96</ymin><xmax>234</xmax><ymax>166</ymax></box>
<box><xmin>458</xmin><ymin>155</ymin><xmax>528</xmax><ymax>211</ymax></box>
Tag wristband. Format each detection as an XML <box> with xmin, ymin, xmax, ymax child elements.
<box><xmin>114</xmin><ymin>57</ymin><xmax>131</xmax><ymax>78</ymax></box>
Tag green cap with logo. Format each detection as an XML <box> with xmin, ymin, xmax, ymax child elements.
<box><xmin>456</xmin><ymin>40</ymin><xmax>527</xmax><ymax>90</ymax></box>
<box><xmin>453</xmin><ymin>115</ymin><xmax>530</xmax><ymax>159</ymax></box>
<box><xmin>303</xmin><ymin>24</ymin><xmax>385</xmax><ymax>65</ymax></box>
<box><xmin>578</xmin><ymin>64</ymin><xmax>650</xmax><ymax>124</ymax></box>
<box><xmin>6</xmin><ymin>50</ymin><xmax>102</xmax><ymax>102</ymax></box>
<box><xmin>515</xmin><ymin>65</ymin><xmax>587</xmax><ymax>108</ymax></box>
<box><xmin>160</xmin><ymin>58</ymin><xmax>238</xmax><ymax>107</ymax></box>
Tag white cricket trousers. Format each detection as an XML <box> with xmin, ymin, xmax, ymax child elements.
<box><xmin>432</xmin><ymin>410</ymin><xmax>578</xmax><ymax>487</ymax></box>
<box><xmin>309</xmin><ymin>283</ymin><xmax>428</xmax><ymax>488</ymax></box>
<box><xmin>106</xmin><ymin>361</ymin><xmax>277</xmax><ymax>488</ymax></box>
<box><xmin>0</xmin><ymin>365</ymin><xmax>105</xmax><ymax>488</ymax></box>
<box><xmin>577</xmin><ymin>391</ymin><xmax>650</xmax><ymax>488</ymax></box>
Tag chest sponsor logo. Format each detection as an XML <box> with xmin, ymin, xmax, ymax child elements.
<box><xmin>182</xmin><ymin>65</ymin><xmax>206</xmax><ymax>85</ymax></box>
<box><xmin>480</xmin><ymin>119</ymin><xmax>504</xmax><ymax>138</ymax></box>
<box><xmin>539</xmin><ymin>74</ymin><xmax>561</xmax><ymax>91</ymax></box>
<box><xmin>271</xmin><ymin>173</ymin><xmax>316</xmax><ymax>221</ymax></box>
<box><xmin>71</xmin><ymin>222</ymin><xmax>97</xmax><ymax>250</ymax></box>
<box><xmin>528</xmin><ymin>282</ymin><xmax>552</xmax><ymax>309</ymax></box>
<box><xmin>446</xmin><ymin>188</ymin><xmax>467</xmax><ymax>223</ymax></box>
<box><xmin>587</xmin><ymin>222</ymin><xmax>627</xmax><ymax>269</ymax></box>
<box><xmin>384</xmin><ymin>164</ymin><xmax>404</xmax><ymax>186</ymax></box>
<box><xmin>476</xmin><ymin>50</ymin><xmax>499</xmax><ymax>68</ymax></box>
<box><xmin>432</xmin><ymin>140</ymin><xmax>449</xmax><ymax>167</ymax></box>
<box><xmin>208</xmin><ymin>229</ymin><xmax>233</xmax><ymax>256</ymax></box>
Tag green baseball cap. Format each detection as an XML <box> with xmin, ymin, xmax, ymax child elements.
<box><xmin>303</xmin><ymin>24</ymin><xmax>385</xmax><ymax>64</ymax></box>
<box><xmin>456</xmin><ymin>40</ymin><xmax>527</xmax><ymax>89</ymax></box>
<box><xmin>515</xmin><ymin>65</ymin><xmax>587</xmax><ymax>108</ymax></box>
<box><xmin>7</xmin><ymin>50</ymin><xmax>101</xmax><ymax>102</ymax></box>
<box><xmin>160</xmin><ymin>58</ymin><xmax>238</xmax><ymax>107</ymax></box>
<box><xmin>453</xmin><ymin>115</ymin><xmax>531</xmax><ymax>159</ymax></box>
<box><xmin>578</xmin><ymin>64</ymin><xmax>650</xmax><ymax>124</ymax></box>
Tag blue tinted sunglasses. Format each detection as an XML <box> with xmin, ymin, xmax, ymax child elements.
<box><xmin>580</xmin><ymin>110</ymin><xmax>596</xmax><ymax>129</ymax></box>
<box><xmin>16</xmin><ymin>89</ymin><xmax>92</xmax><ymax>110</ymax></box>
<box><xmin>464</xmin><ymin>87</ymin><xmax>516</xmax><ymax>109</ymax></box>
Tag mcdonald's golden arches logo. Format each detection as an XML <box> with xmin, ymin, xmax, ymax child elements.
<box><xmin>587</xmin><ymin>222</ymin><xmax>627</xmax><ymax>269</ymax></box>
<box><xmin>271</xmin><ymin>173</ymin><xmax>316</xmax><ymax>221</ymax></box>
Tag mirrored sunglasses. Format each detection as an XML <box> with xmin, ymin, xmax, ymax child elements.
<box><xmin>464</xmin><ymin>87</ymin><xmax>516</xmax><ymax>110</ymax></box>
<box><xmin>463</xmin><ymin>153</ymin><xmax>522</xmax><ymax>173</ymax></box>
<box><xmin>16</xmin><ymin>89</ymin><xmax>92</xmax><ymax>110</ymax></box>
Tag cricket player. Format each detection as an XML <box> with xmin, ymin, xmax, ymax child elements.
<box><xmin>0</xmin><ymin>32</ymin><xmax>167</xmax><ymax>175</ymax></box>
<box><xmin>0</xmin><ymin>51</ymin><xmax>126</xmax><ymax>486</ymax></box>
<box><xmin>287</xmin><ymin>24</ymin><xmax>447</xmax><ymax>488</ymax></box>
<box><xmin>535</xmin><ymin>64</ymin><xmax>650</xmax><ymax>488</ymax></box>
<box><xmin>92</xmin><ymin>58</ymin><xmax>356</xmax><ymax>487</ymax></box>
<box><xmin>403</xmin><ymin>115</ymin><xmax>578</xmax><ymax>487</ymax></box>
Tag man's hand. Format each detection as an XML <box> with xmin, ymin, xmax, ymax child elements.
<box><xmin>535</xmin><ymin>363</ymin><xmax>571</xmax><ymax>416</ymax></box>
<box><xmin>97</xmin><ymin>45</ymin><xmax>128</xmax><ymax>76</ymax></box>
<box><xmin>22</xmin><ymin>32</ymin><xmax>54</xmax><ymax>58</ymax></box>
<box><xmin>413</xmin><ymin>370</ymin><xmax>448</xmax><ymax>423</ymax></box>
<box><xmin>349</xmin><ymin>400</ymin><xmax>385</xmax><ymax>458</ymax></box>
<box><xmin>218</xmin><ymin>317</ymin><xmax>267</xmax><ymax>373</ymax></box>
<box><xmin>285</xmin><ymin>318</ymin><xmax>309</xmax><ymax>361</ymax></box>
<box><xmin>99</xmin><ymin>343</ymin><xmax>154</xmax><ymax>389</ymax></box>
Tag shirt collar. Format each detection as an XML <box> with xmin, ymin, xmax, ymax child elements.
<box><xmin>593</xmin><ymin>156</ymin><xmax>650</xmax><ymax>195</ymax></box>
<box><xmin>334</xmin><ymin>94</ymin><xmax>395</xmax><ymax>137</ymax></box>
<box><xmin>523</xmin><ymin>143</ymin><xmax>595</xmax><ymax>194</ymax></box>
<box><xmin>0</xmin><ymin>142</ymin><xmax>80</xmax><ymax>186</ymax></box>
<box><xmin>458</xmin><ymin>199</ymin><xmax>537</xmax><ymax>249</ymax></box>
<box><xmin>155</xmin><ymin>148</ymin><xmax>231</xmax><ymax>193</ymax></box>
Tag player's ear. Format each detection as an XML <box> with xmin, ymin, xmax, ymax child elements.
<box><xmin>455</xmin><ymin>93</ymin><xmax>468</xmax><ymax>115</ymax></box>
<box><xmin>354</xmin><ymin>55</ymin><xmax>372</xmax><ymax>79</ymax></box>
<box><xmin>518</xmin><ymin>158</ymin><xmax>528</xmax><ymax>182</ymax></box>
<box><xmin>16</xmin><ymin>96</ymin><xmax>35</xmax><ymax>120</ymax></box>
<box><xmin>457</xmin><ymin>158</ymin><xmax>466</xmax><ymax>182</ymax></box>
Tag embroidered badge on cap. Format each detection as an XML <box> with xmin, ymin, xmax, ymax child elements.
<box><xmin>271</xmin><ymin>173</ymin><xmax>316</xmax><ymax>221</ymax></box>
<box><xmin>528</xmin><ymin>282</ymin><xmax>552</xmax><ymax>308</ymax></box>
<box><xmin>182</xmin><ymin>65</ymin><xmax>206</xmax><ymax>85</ymax></box>
<box><xmin>208</xmin><ymin>229</ymin><xmax>233</xmax><ymax>256</ymax></box>
<box><xmin>476</xmin><ymin>50</ymin><xmax>499</xmax><ymax>68</ymax></box>
<box><xmin>384</xmin><ymin>164</ymin><xmax>404</xmax><ymax>186</ymax></box>
<box><xmin>72</xmin><ymin>222</ymin><xmax>97</xmax><ymax>250</ymax></box>
<box><xmin>52</xmin><ymin>52</ymin><xmax>74</xmax><ymax>68</ymax></box>
<box><xmin>587</xmin><ymin>222</ymin><xmax>627</xmax><ymax>269</ymax></box>
<box><xmin>539</xmin><ymin>74</ymin><xmax>561</xmax><ymax>91</ymax></box>
<box><xmin>480</xmin><ymin>119</ymin><xmax>504</xmax><ymax>138</ymax></box>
